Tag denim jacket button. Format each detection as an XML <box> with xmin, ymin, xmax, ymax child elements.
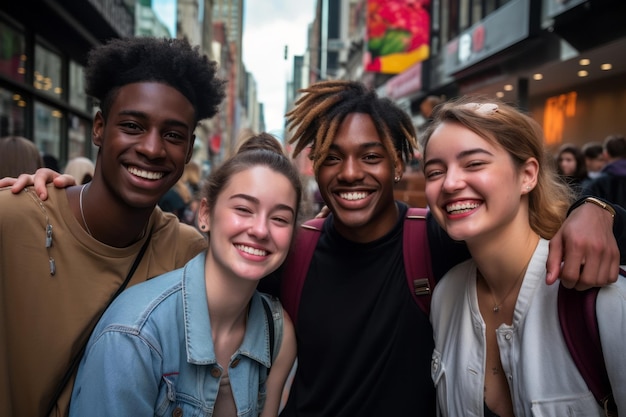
<box><xmin>210</xmin><ymin>366</ymin><xmax>222</xmax><ymax>378</ymax></box>
<box><xmin>231</xmin><ymin>358</ymin><xmax>241</xmax><ymax>368</ymax></box>
<box><xmin>172</xmin><ymin>407</ymin><xmax>183</xmax><ymax>417</ymax></box>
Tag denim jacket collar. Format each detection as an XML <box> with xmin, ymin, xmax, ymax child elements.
<box><xmin>181</xmin><ymin>252</ymin><xmax>272</xmax><ymax>367</ymax></box>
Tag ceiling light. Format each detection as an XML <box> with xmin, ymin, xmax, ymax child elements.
<box><xmin>579</xmin><ymin>59</ymin><xmax>590</xmax><ymax>66</ymax></box>
<box><xmin>533</xmin><ymin>73</ymin><xmax>543</xmax><ymax>80</ymax></box>
<box><xmin>504</xmin><ymin>84</ymin><xmax>513</xmax><ymax>91</ymax></box>
<box><xmin>601</xmin><ymin>63</ymin><xmax>612</xmax><ymax>70</ymax></box>
<box><xmin>496</xmin><ymin>92</ymin><xmax>504</xmax><ymax>98</ymax></box>
<box><xmin>578</xmin><ymin>70</ymin><xmax>588</xmax><ymax>77</ymax></box>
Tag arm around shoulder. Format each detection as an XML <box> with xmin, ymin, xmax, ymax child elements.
<box><xmin>260</xmin><ymin>310</ymin><xmax>297</xmax><ymax>417</ymax></box>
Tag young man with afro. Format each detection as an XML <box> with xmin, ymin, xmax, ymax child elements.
<box><xmin>264</xmin><ymin>80</ymin><xmax>626</xmax><ymax>416</ymax></box>
<box><xmin>0</xmin><ymin>37</ymin><xmax>224</xmax><ymax>417</ymax></box>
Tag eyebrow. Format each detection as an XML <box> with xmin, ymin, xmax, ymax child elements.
<box><xmin>117</xmin><ymin>110</ymin><xmax>190</xmax><ymax>130</ymax></box>
<box><xmin>230</xmin><ymin>193</ymin><xmax>296</xmax><ymax>216</ymax></box>
<box><xmin>424</xmin><ymin>148</ymin><xmax>494</xmax><ymax>168</ymax></box>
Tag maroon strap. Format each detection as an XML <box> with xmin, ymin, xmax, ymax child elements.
<box><xmin>558</xmin><ymin>285</ymin><xmax>614</xmax><ymax>411</ymax></box>
<box><xmin>280</xmin><ymin>218</ymin><xmax>324</xmax><ymax>323</ymax></box>
<box><xmin>281</xmin><ymin>208</ymin><xmax>436</xmax><ymax>323</ymax></box>
<box><xmin>403</xmin><ymin>207</ymin><xmax>435</xmax><ymax>316</ymax></box>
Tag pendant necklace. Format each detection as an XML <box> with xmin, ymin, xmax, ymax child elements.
<box><xmin>479</xmin><ymin>266</ymin><xmax>527</xmax><ymax>313</ymax></box>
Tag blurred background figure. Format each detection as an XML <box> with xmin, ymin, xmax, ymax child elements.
<box><xmin>582</xmin><ymin>141</ymin><xmax>606</xmax><ymax>182</ymax></box>
<box><xmin>158</xmin><ymin>161</ymin><xmax>204</xmax><ymax>226</ymax></box>
<box><xmin>63</xmin><ymin>157</ymin><xmax>95</xmax><ymax>185</ymax></box>
<box><xmin>556</xmin><ymin>143</ymin><xmax>588</xmax><ymax>196</ymax></box>
<box><xmin>0</xmin><ymin>136</ymin><xmax>43</xmax><ymax>178</ymax></box>
<box><xmin>583</xmin><ymin>134</ymin><xmax>626</xmax><ymax>207</ymax></box>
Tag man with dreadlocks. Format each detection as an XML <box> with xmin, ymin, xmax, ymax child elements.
<box><xmin>0</xmin><ymin>37</ymin><xmax>224</xmax><ymax>417</ymax></box>
<box><xmin>266</xmin><ymin>80</ymin><xmax>626</xmax><ymax>417</ymax></box>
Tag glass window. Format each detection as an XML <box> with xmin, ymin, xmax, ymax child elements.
<box><xmin>67</xmin><ymin>114</ymin><xmax>90</xmax><ymax>159</ymax></box>
<box><xmin>34</xmin><ymin>100</ymin><xmax>62</xmax><ymax>159</ymax></box>
<box><xmin>0</xmin><ymin>21</ymin><xmax>27</xmax><ymax>83</ymax></box>
<box><xmin>34</xmin><ymin>44</ymin><xmax>63</xmax><ymax>100</ymax></box>
<box><xmin>69</xmin><ymin>61</ymin><xmax>88</xmax><ymax>111</ymax></box>
<box><xmin>0</xmin><ymin>86</ymin><xmax>26</xmax><ymax>137</ymax></box>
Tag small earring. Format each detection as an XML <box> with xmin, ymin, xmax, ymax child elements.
<box><xmin>200</xmin><ymin>225</ymin><xmax>207</xmax><ymax>231</ymax></box>
<box><xmin>526</xmin><ymin>185</ymin><xmax>531</xmax><ymax>191</ymax></box>
<box><xmin>394</xmin><ymin>176</ymin><xmax>401</xmax><ymax>183</ymax></box>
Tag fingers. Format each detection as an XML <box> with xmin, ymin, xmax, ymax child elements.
<box><xmin>0</xmin><ymin>176</ymin><xmax>18</xmax><ymax>189</ymax></box>
<box><xmin>9</xmin><ymin>173</ymin><xmax>36</xmax><ymax>194</ymax></box>
<box><xmin>545</xmin><ymin>232</ymin><xmax>564</xmax><ymax>285</ymax></box>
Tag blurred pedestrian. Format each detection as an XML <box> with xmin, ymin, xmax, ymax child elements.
<box><xmin>556</xmin><ymin>143</ymin><xmax>588</xmax><ymax>196</ymax></box>
<box><xmin>583</xmin><ymin>134</ymin><xmax>626</xmax><ymax>207</ymax></box>
<box><xmin>0</xmin><ymin>135</ymin><xmax>42</xmax><ymax>178</ymax></box>
<box><xmin>63</xmin><ymin>156</ymin><xmax>95</xmax><ymax>185</ymax></box>
<box><xmin>70</xmin><ymin>135</ymin><xmax>299</xmax><ymax>417</ymax></box>
<box><xmin>0</xmin><ymin>36</ymin><xmax>224</xmax><ymax>417</ymax></box>
<box><xmin>582</xmin><ymin>141</ymin><xmax>606</xmax><ymax>181</ymax></box>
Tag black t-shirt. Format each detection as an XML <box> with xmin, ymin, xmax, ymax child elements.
<box><xmin>281</xmin><ymin>204</ymin><xmax>440</xmax><ymax>417</ymax></box>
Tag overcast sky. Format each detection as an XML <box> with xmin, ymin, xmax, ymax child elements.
<box><xmin>242</xmin><ymin>1</ymin><xmax>316</xmax><ymax>137</ymax></box>
<box><xmin>152</xmin><ymin>0</ymin><xmax>316</xmax><ymax>138</ymax></box>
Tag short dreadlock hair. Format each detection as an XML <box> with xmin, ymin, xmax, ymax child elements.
<box><xmin>286</xmin><ymin>80</ymin><xmax>417</xmax><ymax>174</ymax></box>
<box><xmin>85</xmin><ymin>37</ymin><xmax>225</xmax><ymax>123</ymax></box>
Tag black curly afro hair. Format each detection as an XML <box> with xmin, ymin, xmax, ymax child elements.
<box><xmin>85</xmin><ymin>37</ymin><xmax>226</xmax><ymax>123</ymax></box>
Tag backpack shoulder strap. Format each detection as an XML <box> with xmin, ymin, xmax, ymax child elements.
<box><xmin>280</xmin><ymin>218</ymin><xmax>325</xmax><ymax>324</ymax></box>
<box><xmin>404</xmin><ymin>207</ymin><xmax>436</xmax><ymax>316</ymax></box>
<box><xmin>260</xmin><ymin>293</ymin><xmax>284</xmax><ymax>369</ymax></box>
<box><xmin>558</xmin><ymin>284</ymin><xmax>615</xmax><ymax>413</ymax></box>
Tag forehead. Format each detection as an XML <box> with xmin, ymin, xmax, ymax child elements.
<box><xmin>220</xmin><ymin>166</ymin><xmax>296</xmax><ymax>204</ymax></box>
<box><xmin>110</xmin><ymin>82</ymin><xmax>195</xmax><ymax>121</ymax></box>
<box><xmin>332</xmin><ymin>113</ymin><xmax>383</xmax><ymax>148</ymax></box>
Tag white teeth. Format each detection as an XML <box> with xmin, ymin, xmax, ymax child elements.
<box><xmin>235</xmin><ymin>244</ymin><xmax>268</xmax><ymax>257</ymax></box>
<box><xmin>127</xmin><ymin>166</ymin><xmax>164</xmax><ymax>180</ymax></box>
<box><xmin>446</xmin><ymin>202</ymin><xmax>480</xmax><ymax>214</ymax></box>
<box><xmin>339</xmin><ymin>192</ymin><xmax>368</xmax><ymax>201</ymax></box>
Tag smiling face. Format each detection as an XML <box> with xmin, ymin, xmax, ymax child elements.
<box><xmin>423</xmin><ymin>122</ymin><xmax>535</xmax><ymax>245</ymax></box>
<box><xmin>200</xmin><ymin>165</ymin><xmax>297</xmax><ymax>283</ymax></box>
<box><xmin>316</xmin><ymin>112</ymin><xmax>403</xmax><ymax>242</ymax></box>
<box><xmin>93</xmin><ymin>82</ymin><xmax>196</xmax><ymax>209</ymax></box>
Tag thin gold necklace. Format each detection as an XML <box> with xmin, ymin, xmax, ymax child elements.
<box><xmin>479</xmin><ymin>266</ymin><xmax>527</xmax><ymax>313</ymax></box>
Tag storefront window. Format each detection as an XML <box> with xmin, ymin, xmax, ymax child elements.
<box><xmin>34</xmin><ymin>100</ymin><xmax>62</xmax><ymax>159</ymax></box>
<box><xmin>34</xmin><ymin>44</ymin><xmax>62</xmax><ymax>100</ymax></box>
<box><xmin>67</xmin><ymin>114</ymin><xmax>90</xmax><ymax>159</ymax></box>
<box><xmin>0</xmin><ymin>22</ymin><xmax>26</xmax><ymax>83</ymax></box>
<box><xmin>0</xmin><ymin>86</ymin><xmax>26</xmax><ymax>137</ymax></box>
<box><xmin>69</xmin><ymin>60</ymin><xmax>88</xmax><ymax>111</ymax></box>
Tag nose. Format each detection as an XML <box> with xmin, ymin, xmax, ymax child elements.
<box><xmin>248</xmin><ymin>216</ymin><xmax>269</xmax><ymax>240</ymax></box>
<box><xmin>137</xmin><ymin>129</ymin><xmax>167</xmax><ymax>159</ymax></box>
<box><xmin>441</xmin><ymin>166</ymin><xmax>465</xmax><ymax>193</ymax></box>
<box><xmin>337</xmin><ymin>157</ymin><xmax>364</xmax><ymax>183</ymax></box>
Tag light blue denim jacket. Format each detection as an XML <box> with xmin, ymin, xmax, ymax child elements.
<box><xmin>69</xmin><ymin>252</ymin><xmax>275</xmax><ymax>417</ymax></box>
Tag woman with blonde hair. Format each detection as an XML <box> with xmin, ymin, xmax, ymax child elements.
<box><xmin>422</xmin><ymin>97</ymin><xmax>625</xmax><ymax>416</ymax></box>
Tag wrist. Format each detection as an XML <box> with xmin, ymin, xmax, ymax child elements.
<box><xmin>583</xmin><ymin>196</ymin><xmax>616</xmax><ymax>221</ymax></box>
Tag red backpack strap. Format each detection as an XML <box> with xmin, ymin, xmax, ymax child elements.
<box><xmin>280</xmin><ymin>218</ymin><xmax>325</xmax><ymax>324</ymax></box>
<box><xmin>404</xmin><ymin>207</ymin><xmax>436</xmax><ymax>316</ymax></box>
<box><xmin>558</xmin><ymin>284</ymin><xmax>615</xmax><ymax>413</ymax></box>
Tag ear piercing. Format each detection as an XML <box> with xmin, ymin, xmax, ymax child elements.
<box><xmin>394</xmin><ymin>176</ymin><xmax>401</xmax><ymax>183</ymax></box>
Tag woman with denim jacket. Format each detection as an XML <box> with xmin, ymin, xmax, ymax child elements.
<box><xmin>69</xmin><ymin>133</ymin><xmax>300</xmax><ymax>417</ymax></box>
